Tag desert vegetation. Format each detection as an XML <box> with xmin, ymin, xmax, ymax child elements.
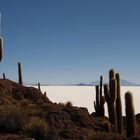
<box><xmin>0</xmin><ymin>67</ymin><xmax>140</xmax><ymax>140</ymax></box>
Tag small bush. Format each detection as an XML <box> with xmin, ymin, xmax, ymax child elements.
<box><xmin>0</xmin><ymin>105</ymin><xmax>28</xmax><ymax>132</ymax></box>
<box><xmin>23</xmin><ymin>117</ymin><xmax>49</xmax><ymax>140</ymax></box>
<box><xmin>58</xmin><ymin>101</ymin><xmax>72</xmax><ymax>110</ymax></box>
<box><xmin>103</xmin><ymin>120</ymin><xmax>111</xmax><ymax>132</ymax></box>
<box><xmin>66</xmin><ymin>101</ymin><xmax>73</xmax><ymax>107</ymax></box>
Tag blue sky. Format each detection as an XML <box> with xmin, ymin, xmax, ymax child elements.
<box><xmin>0</xmin><ymin>0</ymin><xmax>140</xmax><ymax>84</ymax></box>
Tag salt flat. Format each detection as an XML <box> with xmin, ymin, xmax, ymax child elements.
<box><xmin>38</xmin><ymin>86</ymin><xmax>140</xmax><ymax>116</ymax></box>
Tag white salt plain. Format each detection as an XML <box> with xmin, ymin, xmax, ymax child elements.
<box><xmin>38</xmin><ymin>86</ymin><xmax>140</xmax><ymax>116</ymax></box>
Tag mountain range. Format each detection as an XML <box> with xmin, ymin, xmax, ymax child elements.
<box><xmin>73</xmin><ymin>79</ymin><xmax>139</xmax><ymax>86</ymax></box>
<box><xmin>25</xmin><ymin>79</ymin><xmax>139</xmax><ymax>86</ymax></box>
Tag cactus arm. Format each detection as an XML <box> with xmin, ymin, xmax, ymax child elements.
<box><xmin>104</xmin><ymin>84</ymin><xmax>110</xmax><ymax>103</ymax></box>
<box><xmin>116</xmin><ymin>73</ymin><xmax>121</xmax><ymax>98</ymax></box>
<box><xmin>100</xmin><ymin>76</ymin><xmax>103</xmax><ymax>101</ymax></box>
<box><xmin>110</xmin><ymin>78</ymin><xmax>117</xmax><ymax>103</ymax></box>
<box><xmin>116</xmin><ymin>73</ymin><xmax>123</xmax><ymax>134</ymax></box>
<box><xmin>95</xmin><ymin>85</ymin><xmax>100</xmax><ymax>108</ymax></box>
<box><xmin>94</xmin><ymin>101</ymin><xmax>97</xmax><ymax>112</ymax></box>
<box><xmin>100</xmin><ymin>96</ymin><xmax>105</xmax><ymax>105</ymax></box>
<box><xmin>109</xmin><ymin>69</ymin><xmax>115</xmax><ymax>85</ymax></box>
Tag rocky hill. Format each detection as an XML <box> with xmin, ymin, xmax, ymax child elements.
<box><xmin>0</xmin><ymin>79</ymin><xmax>140</xmax><ymax>140</ymax></box>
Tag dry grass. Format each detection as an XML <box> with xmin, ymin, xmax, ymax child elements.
<box><xmin>23</xmin><ymin>117</ymin><xmax>49</xmax><ymax>140</ymax></box>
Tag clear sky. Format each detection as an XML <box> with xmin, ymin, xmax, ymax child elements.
<box><xmin>0</xmin><ymin>0</ymin><xmax>140</xmax><ymax>84</ymax></box>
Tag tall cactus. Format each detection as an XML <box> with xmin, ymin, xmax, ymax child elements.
<box><xmin>104</xmin><ymin>78</ymin><xmax>117</xmax><ymax>131</ymax></box>
<box><xmin>99</xmin><ymin>76</ymin><xmax>105</xmax><ymax>116</ymax></box>
<box><xmin>18</xmin><ymin>62</ymin><xmax>23</xmax><ymax>85</ymax></box>
<box><xmin>125</xmin><ymin>91</ymin><xmax>136</xmax><ymax>137</ymax></box>
<box><xmin>115</xmin><ymin>73</ymin><xmax>123</xmax><ymax>134</ymax></box>
<box><xmin>100</xmin><ymin>76</ymin><xmax>103</xmax><ymax>101</ymax></box>
<box><xmin>94</xmin><ymin>76</ymin><xmax>105</xmax><ymax>117</ymax></box>
<box><xmin>94</xmin><ymin>85</ymin><xmax>100</xmax><ymax>116</ymax></box>
<box><xmin>0</xmin><ymin>37</ymin><xmax>3</xmax><ymax>62</ymax></box>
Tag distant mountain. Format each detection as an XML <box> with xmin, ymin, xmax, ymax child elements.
<box><xmin>72</xmin><ymin>79</ymin><xmax>138</xmax><ymax>86</ymax></box>
<box><xmin>120</xmin><ymin>79</ymin><xmax>138</xmax><ymax>86</ymax></box>
<box><xmin>24</xmin><ymin>79</ymin><xmax>139</xmax><ymax>86</ymax></box>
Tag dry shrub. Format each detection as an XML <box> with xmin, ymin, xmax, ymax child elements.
<box><xmin>58</xmin><ymin>101</ymin><xmax>72</xmax><ymax>110</ymax></box>
<box><xmin>58</xmin><ymin>102</ymin><xmax>65</xmax><ymax>110</ymax></box>
<box><xmin>0</xmin><ymin>96</ymin><xmax>11</xmax><ymax>105</ymax></box>
<box><xmin>103</xmin><ymin>120</ymin><xmax>111</xmax><ymax>132</ymax></box>
<box><xmin>66</xmin><ymin>101</ymin><xmax>73</xmax><ymax>107</ymax></box>
<box><xmin>19</xmin><ymin>99</ymin><xmax>30</xmax><ymax>107</ymax></box>
<box><xmin>4</xmin><ymin>95</ymin><xmax>19</xmax><ymax>105</ymax></box>
<box><xmin>23</xmin><ymin>117</ymin><xmax>49</xmax><ymax>140</ymax></box>
<box><xmin>25</xmin><ymin>104</ymin><xmax>42</xmax><ymax>117</ymax></box>
<box><xmin>0</xmin><ymin>105</ymin><xmax>28</xmax><ymax>132</ymax></box>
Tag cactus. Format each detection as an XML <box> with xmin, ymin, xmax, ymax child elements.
<box><xmin>115</xmin><ymin>73</ymin><xmax>123</xmax><ymax>134</ymax></box>
<box><xmin>100</xmin><ymin>76</ymin><xmax>103</xmax><ymax>101</ymax></box>
<box><xmin>100</xmin><ymin>96</ymin><xmax>105</xmax><ymax>116</ymax></box>
<box><xmin>94</xmin><ymin>85</ymin><xmax>100</xmax><ymax>116</ymax></box>
<box><xmin>125</xmin><ymin>91</ymin><xmax>136</xmax><ymax>137</ymax></box>
<box><xmin>94</xmin><ymin>76</ymin><xmax>105</xmax><ymax>117</ymax></box>
<box><xmin>38</xmin><ymin>83</ymin><xmax>41</xmax><ymax>91</ymax></box>
<box><xmin>109</xmin><ymin>69</ymin><xmax>115</xmax><ymax>89</ymax></box>
<box><xmin>3</xmin><ymin>73</ymin><xmax>6</xmax><ymax>79</ymax></box>
<box><xmin>44</xmin><ymin>92</ymin><xmax>47</xmax><ymax>96</ymax></box>
<box><xmin>0</xmin><ymin>37</ymin><xmax>3</xmax><ymax>62</ymax></box>
<box><xmin>18</xmin><ymin>62</ymin><xmax>23</xmax><ymax>85</ymax></box>
<box><xmin>104</xmin><ymin>78</ymin><xmax>117</xmax><ymax>131</ymax></box>
<box><xmin>99</xmin><ymin>76</ymin><xmax>105</xmax><ymax>116</ymax></box>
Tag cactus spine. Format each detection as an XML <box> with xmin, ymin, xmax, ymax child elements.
<box><xmin>125</xmin><ymin>91</ymin><xmax>136</xmax><ymax>137</ymax></box>
<box><xmin>115</xmin><ymin>73</ymin><xmax>123</xmax><ymax>134</ymax></box>
<box><xmin>94</xmin><ymin>76</ymin><xmax>105</xmax><ymax>117</ymax></box>
<box><xmin>0</xmin><ymin>37</ymin><xmax>3</xmax><ymax>62</ymax></box>
<box><xmin>18</xmin><ymin>62</ymin><xmax>23</xmax><ymax>85</ymax></box>
<box><xmin>104</xmin><ymin>69</ymin><xmax>117</xmax><ymax>131</ymax></box>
